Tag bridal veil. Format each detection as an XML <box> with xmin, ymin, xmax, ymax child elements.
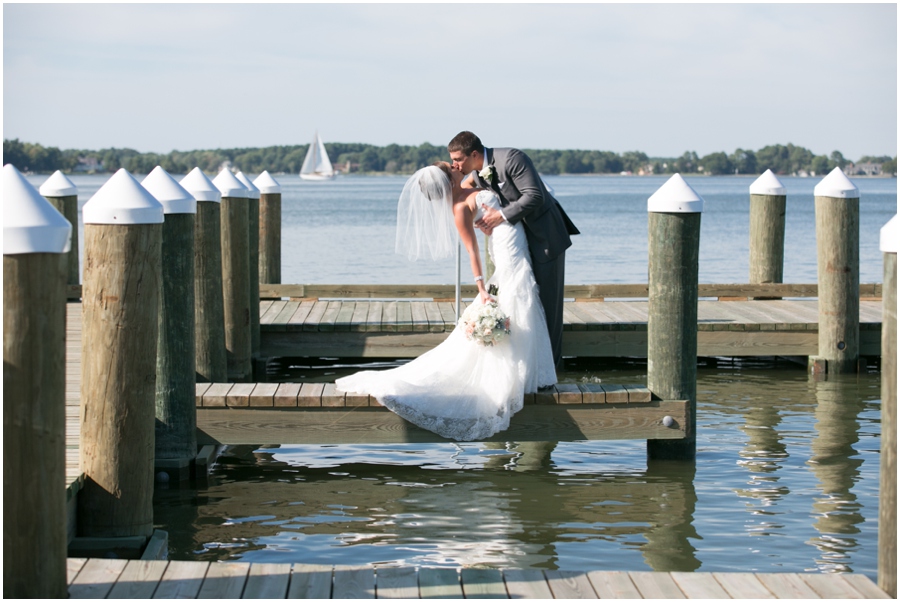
<box><xmin>394</xmin><ymin>165</ymin><xmax>457</xmax><ymax>262</ymax></box>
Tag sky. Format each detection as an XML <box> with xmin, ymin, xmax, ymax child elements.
<box><xmin>3</xmin><ymin>2</ymin><xmax>897</xmax><ymax>160</ymax></box>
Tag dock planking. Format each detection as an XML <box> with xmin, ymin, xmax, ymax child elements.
<box><xmin>246</xmin><ymin>298</ymin><xmax>883</xmax><ymax>358</ymax></box>
<box><xmin>65</xmin><ymin>558</ymin><xmax>888</xmax><ymax>599</ymax></box>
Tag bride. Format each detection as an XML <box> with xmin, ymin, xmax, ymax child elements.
<box><xmin>335</xmin><ymin>162</ymin><xmax>556</xmax><ymax>441</ymax></box>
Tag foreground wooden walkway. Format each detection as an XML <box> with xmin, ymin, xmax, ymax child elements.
<box><xmin>67</xmin><ymin>558</ymin><xmax>888</xmax><ymax>599</ymax></box>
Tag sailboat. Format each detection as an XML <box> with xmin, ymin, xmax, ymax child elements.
<box><xmin>299</xmin><ymin>131</ymin><xmax>335</xmax><ymax>180</ymax></box>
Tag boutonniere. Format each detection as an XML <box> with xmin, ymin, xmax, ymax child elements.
<box><xmin>479</xmin><ymin>165</ymin><xmax>493</xmax><ymax>182</ymax></box>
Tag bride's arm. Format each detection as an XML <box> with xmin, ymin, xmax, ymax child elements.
<box><xmin>454</xmin><ymin>194</ymin><xmax>492</xmax><ymax>304</ymax></box>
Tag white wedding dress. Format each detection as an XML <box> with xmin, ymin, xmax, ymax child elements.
<box><xmin>335</xmin><ymin>190</ymin><xmax>557</xmax><ymax>441</ymax></box>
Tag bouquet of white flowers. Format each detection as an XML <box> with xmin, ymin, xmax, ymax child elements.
<box><xmin>459</xmin><ymin>300</ymin><xmax>511</xmax><ymax>346</ymax></box>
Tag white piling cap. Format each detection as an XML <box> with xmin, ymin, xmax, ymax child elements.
<box><xmin>39</xmin><ymin>170</ymin><xmax>78</xmax><ymax>197</ymax></box>
<box><xmin>180</xmin><ymin>167</ymin><xmax>221</xmax><ymax>203</ymax></box>
<box><xmin>142</xmin><ymin>166</ymin><xmax>197</xmax><ymax>215</ymax></box>
<box><xmin>749</xmin><ymin>169</ymin><xmax>786</xmax><ymax>196</ymax></box>
<box><xmin>3</xmin><ymin>164</ymin><xmax>72</xmax><ymax>254</ymax></box>
<box><xmin>83</xmin><ymin>168</ymin><xmax>165</xmax><ymax>225</ymax></box>
<box><xmin>881</xmin><ymin>215</ymin><xmax>898</xmax><ymax>253</ymax></box>
<box><xmin>253</xmin><ymin>170</ymin><xmax>282</xmax><ymax>194</ymax></box>
<box><xmin>814</xmin><ymin>167</ymin><xmax>859</xmax><ymax>199</ymax></box>
<box><xmin>235</xmin><ymin>171</ymin><xmax>260</xmax><ymax>199</ymax></box>
<box><xmin>647</xmin><ymin>174</ymin><xmax>704</xmax><ymax>213</ymax></box>
<box><xmin>212</xmin><ymin>169</ymin><xmax>249</xmax><ymax>198</ymax></box>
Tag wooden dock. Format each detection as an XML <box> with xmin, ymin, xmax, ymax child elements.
<box><xmin>255</xmin><ymin>295</ymin><xmax>883</xmax><ymax>358</ymax></box>
<box><xmin>66</xmin><ymin>558</ymin><xmax>889</xmax><ymax>598</ymax></box>
<box><xmin>60</xmin><ymin>289</ymin><xmax>890</xmax><ymax>599</ymax></box>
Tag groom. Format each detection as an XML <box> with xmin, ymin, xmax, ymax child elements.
<box><xmin>448</xmin><ymin>131</ymin><xmax>579</xmax><ymax>368</ymax></box>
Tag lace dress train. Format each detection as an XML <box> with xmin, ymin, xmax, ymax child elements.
<box><xmin>335</xmin><ymin>191</ymin><xmax>556</xmax><ymax>441</ymax></box>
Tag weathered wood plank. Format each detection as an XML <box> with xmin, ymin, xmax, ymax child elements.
<box><xmin>335</xmin><ymin>301</ymin><xmax>357</xmax><ymax>333</ymax></box>
<box><xmin>107</xmin><ymin>560</ymin><xmax>168</xmax><ymax>599</ymax></box>
<box><xmin>669</xmin><ymin>571</ymin><xmax>730</xmax><ymax>599</ymax></box>
<box><xmin>754</xmin><ymin>573</ymin><xmax>820</xmax><ymax>598</ymax></box>
<box><xmin>319</xmin><ymin>301</ymin><xmax>344</xmax><ymax>332</ymax></box>
<box><xmin>274</xmin><ymin>382</ymin><xmax>301</xmax><ymax>407</ymax></box>
<box><xmin>287</xmin><ymin>300</ymin><xmax>316</xmax><ymax>327</ymax></box>
<box><xmin>350</xmin><ymin>302</ymin><xmax>370</xmax><ymax>332</ymax></box>
<box><xmin>396</xmin><ymin>301</ymin><xmax>413</xmax><ymax>333</ymax></box>
<box><xmin>798</xmin><ymin>573</ymin><xmax>865</xmax><ymax>599</ymax></box>
<box><xmin>68</xmin><ymin>558</ymin><xmax>128</xmax><ymax>599</ymax></box>
<box><xmin>302</xmin><ymin>301</ymin><xmax>329</xmax><ymax>332</ymax></box>
<box><xmin>67</xmin><ymin>557</ymin><xmax>88</xmax><ymax>585</ymax></box>
<box><xmin>502</xmin><ymin>569</ymin><xmax>553</xmax><ymax>599</ymax></box>
<box><xmin>332</xmin><ymin>566</ymin><xmax>376</xmax><ymax>598</ymax></box>
<box><xmin>376</xmin><ymin>566</ymin><xmax>419</xmax><ymax>599</ymax></box>
<box><xmin>460</xmin><ymin>568</ymin><xmax>508</xmax><ymax>598</ymax></box>
<box><xmin>226</xmin><ymin>382</ymin><xmax>256</xmax><ymax>407</ymax></box>
<box><xmin>365</xmin><ymin>301</ymin><xmax>384</xmax><ymax>333</ymax></box>
<box><xmin>243</xmin><ymin>562</ymin><xmax>292</xmax><ymax>598</ymax></box>
<box><xmin>152</xmin><ymin>560</ymin><xmax>209</xmax><ymax>599</ymax></box>
<box><xmin>196</xmin><ymin>401</ymin><xmax>688</xmax><ymax>445</ymax></box>
<box><xmin>322</xmin><ymin>382</ymin><xmax>346</xmax><ymax>407</ymax></box>
<box><xmin>288</xmin><ymin>564</ymin><xmax>333</xmax><ymax>598</ymax></box>
<box><xmin>249</xmin><ymin>383</ymin><xmax>279</xmax><ymax>407</ymax></box>
<box><xmin>409</xmin><ymin>302</ymin><xmax>429</xmax><ymax>333</ymax></box>
<box><xmin>438</xmin><ymin>302</ymin><xmax>458</xmax><ymax>329</ymax></box>
<box><xmin>256</xmin><ymin>282</ymin><xmax>850</xmax><ymax>300</ymax></box>
<box><xmin>260</xmin><ymin>300</ymin><xmax>286</xmax><ymax>325</ymax></box>
<box><xmin>545</xmin><ymin>570</ymin><xmax>598</xmax><ymax>598</ymax></box>
<box><xmin>841</xmin><ymin>574</ymin><xmax>891</xmax><ymax>598</ymax></box>
<box><xmin>418</xmin><ymin>568</ymin><xmax>463</xmax><ymax>599</ymax></box>
<box><xmin>711</xmin><ymin>572</ymin><xmax>775</xmax><ymax>599</ymax></box>
<box><xmin>424</xmin><ymin>302</ymin><xmax>445</xmax><ymax>333</ymax></box>
<box><xmin>203</xmin><ymin>382</ymin><xmax>233</xmax><ymax>407</ymax></box>
<box><xmin>298</xmin><ymin>382</ymin><xmax>325</xmax><ymax>407</ymax></box>
<box><xmin>555</xmin><ymin>383</ymin><xmax>583</xmax><ymax>404</ymax></box>
<box><xmin>585</xmin><ymin>570</ymin><xmax>642</xmax><ymax>598</ymax></box>
<box><xmin>628</xmin><ymin>571</ymin><xmax>686</xmax><ymax>598</ymax></box>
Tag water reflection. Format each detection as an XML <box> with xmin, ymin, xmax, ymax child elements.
<box><xmin>156</xmin><ymin>441</ymin><xmax>700</xmax><ymax>571</ymax></box>
<box><xmin>153</xmin><ymin>359</ymin><xmax>881</xmax><ymax>576</ymax></box>
<box><xmin>808</xmin><ymin>374</ymin><xmax>868</xmax><ymax>572</ymax></box>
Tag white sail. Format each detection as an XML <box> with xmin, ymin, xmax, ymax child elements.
<box><xmin>300</xmin><ymin>132</ymin><xmax>335</xmax><ymax>180</ymax></box>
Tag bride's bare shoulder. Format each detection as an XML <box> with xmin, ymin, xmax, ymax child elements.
<box><xmin>453</xmin><ymin>189</ymin><xmax>480</xmax><ymax>214</ymax></box>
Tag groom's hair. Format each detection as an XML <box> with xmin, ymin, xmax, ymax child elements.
<box><xmin>448</xmin><ymin>131</ymin><xmax>483</xmax><ymax>156</ymax></box>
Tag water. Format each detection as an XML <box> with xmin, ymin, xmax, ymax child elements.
<box><xmin>27</xmin><ymin>173</ymin><xmax>896</xmax><ymax>285</ymax></box>
<box><xmin>154</xmin><ymin>359</ymin><xmax>882</xmax><ymax>576</ymax></box>
<box><xmin>28</xmin><ymin>173</ymin><xmax>893</xmax><ymax>576</ymax></box>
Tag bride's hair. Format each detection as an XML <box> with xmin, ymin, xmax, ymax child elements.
<box><xmin>432</xmin><ymin>161</ymin><xmax>452</xmax><ymax>182</ymax></box>
<box><xmin>418</xmin><ymin>163</ymin><xmax>451</xmax><ymax>202</ymax></box>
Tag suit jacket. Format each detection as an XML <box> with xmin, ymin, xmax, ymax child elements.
<box><xmin>472</xmin><ymin>147</ymin><xmax>579</xmax><ymax>264</ymax></box>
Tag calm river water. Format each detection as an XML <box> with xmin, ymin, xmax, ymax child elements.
<box><xmin>30</xmin><ymin>172</ymin><xmax>895</xmax><ymax>576</ymax></box>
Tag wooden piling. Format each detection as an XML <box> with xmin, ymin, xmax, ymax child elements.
<box><xmin>3</xmin><ymin>164</ymin><xmax>72</xmax><ymax>598</ymax></box>
<box><xmin>213</xmin><ymin>170</ymin><xmax>252</xmax><ymax>381</ymax></box>
<box><xmin>78</xmin><ymin>169</ymin><xmax>163</xmax><ymax>538</ymax></box>
<box><xmin>181</xmin><ymin>168</ymin><xmax>227</xmax><ymax>383</ymax></box>
<box><xmin>40</xmin><ymin>170</ymin><xmax>80</xmax><ymax>285</ymax></box>
<box><xmin>879</xmin><ymin>215</ymin><xmax>897</xmax><ymax>597</ymax></box>
<box><xmin>811</xmin><ymin>168</ymin><xmax>859</xmax><ymax>374</ymax></box>
<box><xmin>142</xmin><ymin>167</ymin><xmax>197</xmax><ymax>472</ymax></box>
<box><xmin>646</xmin><ymin>174</ymin><xmax>702</xmax><ymax>461</ymax></box>
<box><xmin>748</xmin><ymin>170</ymin><xmax>786</xmax><ymax>292</ymax></box>
<box><xmin>254</xmin><ymin>170</ymin><xmax>282</xmax><ymax>284</ymax></box>
<box><xmin>237</xmin><ymin>172</ymin><xmax>261</xmax><ymax>359</ymax></box>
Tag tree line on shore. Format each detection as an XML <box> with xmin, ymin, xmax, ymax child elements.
<box><xmin>3</xmin><ymin>138</ymin><xmax>896</xmax><ymax>177</ymax></box>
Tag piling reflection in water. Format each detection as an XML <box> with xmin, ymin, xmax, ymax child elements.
<box><xmin>809</xmin><ymin>374</ymin><xmax>868</xmax><ymax>572</ymax></box>
<box><xmin>153</xmin><ymin>359</ymin><xmax>880</xmax><ymax>576</ymax></box>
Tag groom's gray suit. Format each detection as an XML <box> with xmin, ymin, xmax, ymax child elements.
<box><xmin>472</xmin><ymin>147</ymin><xmax>579</xmax><ymax>366</ymax></box>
